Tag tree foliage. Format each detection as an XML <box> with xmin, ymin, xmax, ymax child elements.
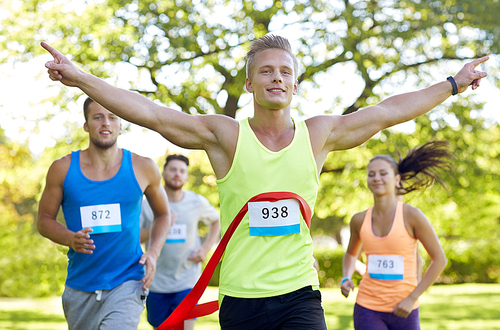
<box><xmin>1</xmin><ymin>0</ymin><xmax>500</xmax><ymax>295</ymax></box>
<box><xmin>0</xmin><ymin>118</ymin><xmax>89</xmax><ymax>296</ymax></box>
<box><xmin>2</xmin><ymin>0</ymin><xmax>499</xmax><ymax>118</ymax></box>
<box><xmin>0</xmin><ymin>128</ymin><xmax>69</xmax><ymax>297</ymax></box>
<box><xmin>315</xmin><ymin>96</ymin><xmax>500</xmax><ymax>283</ymax></box>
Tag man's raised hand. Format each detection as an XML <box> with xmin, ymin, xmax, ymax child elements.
<box><xmin>453</xmin><ymin>56</ymin><xmax>489</xmax><ymax>93</ymax></box>
<box><xmin>41</xmin><ymin>42</ymin><xmax>81</xmax><ymax>87</ymax></box>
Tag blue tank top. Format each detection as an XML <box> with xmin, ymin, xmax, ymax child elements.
<box><xmin>62</xmin><ymin>149</ymin><xmax>144</xmax><ymax>292</ymax></box>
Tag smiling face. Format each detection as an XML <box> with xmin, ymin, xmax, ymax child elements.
<box><xmin>367</xmin><ymin>158</ymin><xmax>401</xmax><ymax>196</ymax></box>
<box><xmin>83</xmin><ymin>102</ymin><xmax>121</xmax><ymax>150</ymax></box>
<box><xmin>245</xmin><ymin>49</ymin><xmax>299</xmax><ymax>111</ymax></box>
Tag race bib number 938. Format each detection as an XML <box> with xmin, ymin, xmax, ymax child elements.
<box><xmin>248</xmin><ymin>199</ymin><xmax>301</xmax><ymax>237</ymax></box>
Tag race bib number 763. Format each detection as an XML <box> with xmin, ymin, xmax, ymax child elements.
<box><xmin>367</xmin><ymin>254</ymin><xmax>404</xmax><ymax>280</ymax></box>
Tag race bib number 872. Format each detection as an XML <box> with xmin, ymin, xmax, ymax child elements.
<box><xmin>248</xmin><ymin>199</ymin><xmax>301</xmax><ymax>236</ymax></box>
<box><xmin>80</xmin><ymin>203</ymin><xmax>122</xmax><ymax>234</ymax></box>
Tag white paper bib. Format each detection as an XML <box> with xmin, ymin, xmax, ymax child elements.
<box><xmin>368</xmin><ymin>254</ymin><xmax>404</xmax><ymax>280</ymax></box>
<box><xmin>248</xmin><ymin>199</ymin><xmax>301</xmax><ymax>236</ymax></box>
<box><xmin>166</xmin><ymin>223</ymin><xmax>187</xmax><ymax>243</ymax></box>
<box><xmin>80</xmin><ymin>203</ymin><xmax>122</xmax><ymax>234</ymax></box>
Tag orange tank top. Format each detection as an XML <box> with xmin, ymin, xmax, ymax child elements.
<box><xmin>356</xmin><ymin>201</ymin><xmax>419</xmax><ymax>312</ymax></box>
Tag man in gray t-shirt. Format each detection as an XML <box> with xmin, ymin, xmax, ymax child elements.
<box><xmin>141</xmin><ymin>154</ymin><xmax>220</xmax><ymax>330</ymax></box>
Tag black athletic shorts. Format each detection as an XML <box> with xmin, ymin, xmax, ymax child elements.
<box><xmin>219</xmin><ymin>286</ymin><xmax>327</xmax><ymax>330</ymax></box>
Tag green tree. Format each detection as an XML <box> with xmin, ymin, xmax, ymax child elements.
<box><xmin>315</xmin><ymin>95</ymin><xmax>500</xmax><ymax>283</ymax></box>
<box><xmin>0</xmin><ymin>113</ymin><xmax>89</xmax><ymax>296</ymax></box>
<box><xmin>1</xmin><ymin>0</ymin><xmax>498</xmax><ymax>118</ymax></box>
<box><xmin>1</xmin><ymin>0</ymin><xmax>500</xmax><ymax>295</ymax></box>
<box><xmin>0</xmin><ymin>128</ymin><xmax>69</xmax><ymax>297</ymax></box>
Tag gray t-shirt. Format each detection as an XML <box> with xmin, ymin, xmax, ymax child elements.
<box><xmin>141</xmin><ymin>190</ymin><xmax>219</xmax><ymax>293</ymax></box>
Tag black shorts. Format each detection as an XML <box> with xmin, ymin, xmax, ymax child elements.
<box><xmin>219</xmin><ymin>286</ymin><xmax>327</xmax><ymax>330</ymax></box>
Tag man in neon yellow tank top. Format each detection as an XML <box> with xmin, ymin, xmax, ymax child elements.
<box><xmin>41</xmin><ymin>36</ymin><xmax>488</xmax><ymax>329</ymax></box>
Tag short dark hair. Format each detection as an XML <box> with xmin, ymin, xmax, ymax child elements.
<box><xmin>164</xmin><ymin>154</ymin><xmax>189</xmax><ymax>168</ymax></box>
<box><xmin>83</xmin><ymin>97</ymin><xmax>94</xmax><ymax>122</ymax></box>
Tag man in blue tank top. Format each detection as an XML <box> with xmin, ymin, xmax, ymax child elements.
<box><xmin>41</xmin><ymin>37</ymin><xmax>488</xmax><ymax>329</ymax></box>
<box><xmin>37</xmin><ymin>98</ymin><xmax>172</xmax><ymax>330</ymax></box>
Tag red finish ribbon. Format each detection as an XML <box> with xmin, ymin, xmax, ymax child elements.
<box><xmin>157</xmin><ymin>192</ymin><xmax>312</xmax><ymax>330</ymax></box>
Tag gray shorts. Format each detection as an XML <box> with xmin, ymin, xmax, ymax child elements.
<box><xmin>62</xmin><ymin>280</ymin><xmax>148</xmax><ymax>330</ymax></box>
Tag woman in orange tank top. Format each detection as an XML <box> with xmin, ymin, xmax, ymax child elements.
<box><xmin>341</xmin><ymin>141</ymin><xmax>450</xmax><ymax>330</ymax></box>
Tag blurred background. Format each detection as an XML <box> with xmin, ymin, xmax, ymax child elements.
<box><xmin>1</xmin><ymin>0</ymin><xmax>499</xmax><ymax>298</ymax></box>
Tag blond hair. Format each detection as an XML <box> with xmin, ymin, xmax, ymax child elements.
<box><xmin>245</xmin><ymin>34</ymin><xmax>299</xmax><ymax>79</ymax></box>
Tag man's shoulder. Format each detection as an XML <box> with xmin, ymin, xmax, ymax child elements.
<box><xmin>129</xmin><ymin>150</ymin><xmax>154</xmax><ymax>164</ymax></box>
<box><xmin>49</xmin><ymin>153</ymin><xmax>73</xmax><ymax>173</ymax></box>
<box><xmin>305</xmin><ymin>114</ymin><xmax>340</xmax><ymax>126</ymax></box>
<box><xmin>183</xmin><ymin>190</ymin><xmax>204</xmax><ymax>201</ymax></box>
<box><xmin>44</xmin><ymin>153</ymin><xmax>74</xmax><ymax>187</ymax></box>
<box><xmin>183</xmin><ymin>190</ymin><xmax>215</xmax><ymax>208</ymax></box>
<box><xmin>200</xmin><ymin>114</ymin><xmax>239</xmax><ymax>145</ymax></box>
<box><xmin>203</xmin><ymin>113</ymin><xmax>239</xmax><ymax>125</ymax></box>
<box><xmin>130</xmin><ymin>151</ymin><xmax>159</xmax><ymax>172</ymax></box>
<box><xmin>54</xmin><ymin>152</ymin><xmax>73</xmax><ymax>164</ymax></box>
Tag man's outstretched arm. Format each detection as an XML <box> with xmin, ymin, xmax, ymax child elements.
<box><xmin>309</xmin><ymin>56</ymin><xmax>490</xmax><ymax>156</ymax></box>
<box><xmin>41</xmin><ymin>42</ymin><xmax>233</xmax><ymax>151</ymax></box>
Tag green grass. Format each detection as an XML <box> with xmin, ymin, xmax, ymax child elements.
<box><xmin>1</xmin><ymin>284</ymin><xmax>499</xmax><ymax>329</ymax></box>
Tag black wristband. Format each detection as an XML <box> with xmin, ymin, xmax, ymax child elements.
<box><xmin>447</xmin><ymin>76</ymin><xmax>458</xmax><ymax>96</ymax></box>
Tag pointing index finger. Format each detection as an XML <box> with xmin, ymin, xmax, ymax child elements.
<box><xmin>41</xmin><ymin>42</ymin><xmax>62</xmax><ymax>59</ymax></box>
<box><xmin>470</xmin><ymin>55</ymin><xmax>489</xmax><ymax>68</ymax></box>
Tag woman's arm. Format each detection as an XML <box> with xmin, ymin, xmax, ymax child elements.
<box><xmin>392</xmin><ymin>205</ymin><xmax>447</xmax><ymax>318</ymax></box>
<box><xmin>341</xmin><ymin>212</ymin><xmax>365</xmax><ymax>298</ymax></box>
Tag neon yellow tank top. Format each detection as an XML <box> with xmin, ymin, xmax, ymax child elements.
<box><xmin>216</xmin><ymin>118</ymin><xmax>320</xmax><ymax>298</ymax></box>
